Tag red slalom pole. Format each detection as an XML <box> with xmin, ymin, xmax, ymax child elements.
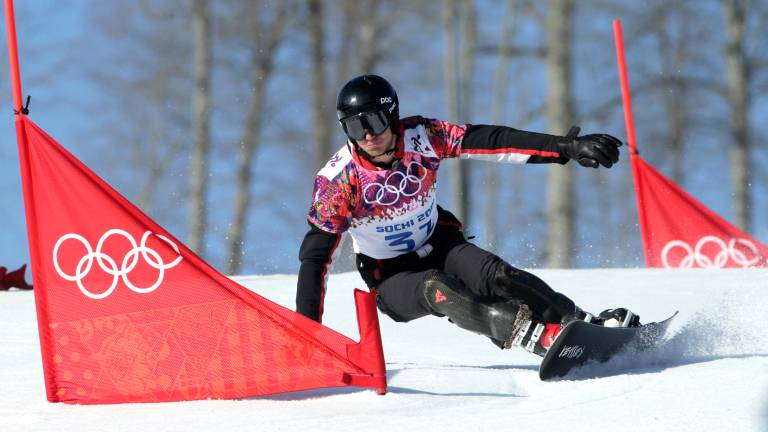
<box><xmin>614</xmin><ymin>20</ymin><xmax>652</xmax><ymax>266</ymax></box>
<box><xmin>5</xmin><ymin>0</ymin><xmax>50</xmax><ymax>398</ymax></box>
<box><xmin>613</xmin><ymin>20</ymin><xmax>637</xmax><ymax>155</ymax></box>
<box><xmin>4</xmin><ymin>0</ymin><xmax>23</xmax><ymax>117</ymax></box>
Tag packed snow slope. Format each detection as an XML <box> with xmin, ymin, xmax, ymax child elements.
<box><xmin>2</xmin><ymin>269</ymin><xmax>768</xmax><ymax>431</ymax></box>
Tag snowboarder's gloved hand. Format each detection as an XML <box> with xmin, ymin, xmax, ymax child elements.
<box><xmin>557</xmin><ymin>125</ymin><xmax>622</xmax><ymax>169</ymax></box>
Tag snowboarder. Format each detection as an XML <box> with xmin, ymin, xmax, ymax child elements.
<box><xmin>296</xmin><ymin>75</ymin><xmax>638</xmax><ymax>356</ymax></box>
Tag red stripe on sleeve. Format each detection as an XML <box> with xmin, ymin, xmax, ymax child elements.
<box><xmin>461</xmin><ymin>148</ymin><xmax>561</xmax><ymax>158</ymax></box>
<box><xmin>437</xmin><ymin>220</ymin><xmax>462</xmax><ymax>229</ymax></box>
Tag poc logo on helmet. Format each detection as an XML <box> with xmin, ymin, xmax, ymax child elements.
<box><xmin>380</xmin><ymin>97</ymin><xmax>393</xmax><ymax>104</ymax></box>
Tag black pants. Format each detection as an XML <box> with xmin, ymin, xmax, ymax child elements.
<box><xmin>357</xmin><ymin>227</ymin><xmax>504</xmax><ymax>323</ymax></box>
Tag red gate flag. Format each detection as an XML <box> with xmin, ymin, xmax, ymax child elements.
<box><xmin>614</xmin><ymin>21</ymin><xmax>768</xmax><ymax>269</ymax></box>
<box><xmin>632</xmin><ymin>154</ymin><xmax>768</xmax><ymax>268</ymax></box>
<box><xmin>15</xmin><ymin>116</ymin><xmax>386</xmax><ymax>404</ymax></box>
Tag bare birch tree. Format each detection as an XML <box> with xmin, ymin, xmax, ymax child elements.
<box><xmin>485</xmin><ymin>0</ymin><xmax>520</xmax><ymax>252</ymax></box>
<box><xmin>721</xmin><ymin>0</ymin><xmax>752</xmax><ymax>232</ymax></box>
<box><xmin>442</xmin><ymin>0</ymin><xmax>460</xmax><ymax>128</ymax></box>
<box><xmin>308</xmin><ymin>0</ymin><xmax>337</xmax><ymax>174</ymax></box>
<box><xmin>544</xmin><ymin>0</ymin><xmax>576</xmax><ymax>268</ymax></box>
<box><xmin>188</xmin><ymin>0</ymin><xmax>212</xmax><ymax>257</ymax></box>
<box><xmin>358</xmin><ymin>0</ymin><xmax>381</xmax><ymax>74</ymax></box>
<box><xmin>442</xmin><ymin>0</ymin><xmax>469</xmax><ymax>228</ymax></box>
<box><xmin>336</xmin><ymin>0</ymin><xmax>360</xmax><ymax>85</ymax></box>
<box><xmin>88</xmin><ymin>1</ymin><xmax>192</xmax><ymax>221</ymax></box>
<box><xmin>636</xmin><ymin>0</ymin><xmax>695</xmax><ymax>186</ymax></box>
<box><xmin>458</xmin><ymin>0</ymin><xmax>475</xmax><ymax>233</ymax></box>
<box><xmin>458</xmin><ymin>0</ymin><xmax>475</xmax><ymax>127</ymax></box>
<box><xmin>226</xmin><ymin>1</ymin><xmax>288</xmax><ymax>275</ymax></box>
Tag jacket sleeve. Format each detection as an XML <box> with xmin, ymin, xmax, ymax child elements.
<box><xmin>296</xmin><ymin>219</ymin><xmax>346</xmax><ymax>323</ymax></box>
<box><xmin>459</xmin><ymin>124</ymin><xmax>569</xmax><ymax>164</ymax></box>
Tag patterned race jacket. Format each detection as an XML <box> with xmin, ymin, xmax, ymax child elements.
<box><xmin>308</xmin><ymin>116</ymin><xmax>565</xmax><ymax>259</ymax></box>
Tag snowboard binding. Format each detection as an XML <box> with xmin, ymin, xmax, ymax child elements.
<box><xmin>512</xmin><ymin>308</ymin><xmax>642</xmax><ymax>357</ymax></box>
<box><xmin>597</xmin><ymin>308</ymin><xmax>641</xmax><ymax>328</ymax></box>
<box><xmin>562</xmin><ymin>308</ymin><xmax>641</xmax><ymax>328</ymax></box>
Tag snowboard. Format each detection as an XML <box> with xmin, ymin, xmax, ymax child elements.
<box><xmin>538</xmin><ymin>312</ymin><xmax>678</xmax><ymax>381</ymax></box>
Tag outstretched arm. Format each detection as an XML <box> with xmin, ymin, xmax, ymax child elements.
<box><xmin>415</xmin><ymin>116</ymin><xmax>622</xmax><ymax>167</ymax></box>
<box><xmin>458</xmin><ymin>124</ymin><xmax>622</xmax><ymax>168</ymax></box>
<box><xmin>460</xmin><ymin>124</ymin><xmax>567</xmax><ymax>164</ymax></box>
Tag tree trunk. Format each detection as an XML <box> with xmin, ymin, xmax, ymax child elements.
<box><xmin>442</xmin><ymin>0</ymin><xmax>459</xmax><ymax>124</ymax></box>
<box><xmin>544</xmin><ymin>0</ymin><xmax>575</xmax><ymax>268</ymax></box>
<box><xmin>136</xmin><ymin>120</ymin><xmax>165</xmax><ymax>216</ymax></box>
<box><xmin>188</xmin><ymin>0</ymin><xmax>211</xmax><ymax>257</ymax></box>
<box><xmin>458</xmin><ymin>0</ymin><xmax>474</xmax><ymax>125</ymax></box>
<box><xmin>722</xmin><ymin>0</ymin><xmax>751</xmax><ymax>232</ymax></box>
<box><xmin>654</xmin><ymin>2</ymin><xmax>691</xmax><ymax>186</ymax></box>
<box><xmin>457</xmin><ymin>0</ymin><xmax>474</xmax><ymax>233</ymax></box>
<box><xmin>358</xmin><ymin>0</ymin><xmax>379</xmax><ymax>74</ymax></box>
<box><xmin>336</xmin><ymin>0</ymin><xmax>358</xmax><ymax>83</ymax></box>
<box><xmin>486</xmin><ymin>0</ymin><xmax>519</xmax><ymax>253</ymax></box>
<box><xmin>226</xmin><ymin>2</ymin><xmax>285</xmax><ymax>275</ymax></box>
<box><xmin>309</xmin><ymin>0</ymin><xmax>333</xmax><ymax>174</ymax></box>
<box><xmin>137</xmin><ymin>125</ymin><xmax>180</xmax><ymax>217</ymax></box>
<box><xmin>442</xmin><ymin>0</ymin><xmax>468</xmax><ymax>228</ymax></box>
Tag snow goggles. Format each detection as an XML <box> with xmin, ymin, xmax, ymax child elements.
<box><xmin>341</xmin><ymin>110</ymin><xmax>390</xmax><ymax>141</ymax></box>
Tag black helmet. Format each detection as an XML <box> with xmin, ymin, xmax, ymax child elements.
<box><xmin>336</xmin><ymin>75</ymin><xmax>399</xmax><ymax>141</ymax></box>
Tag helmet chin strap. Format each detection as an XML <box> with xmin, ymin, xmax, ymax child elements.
<box><xmin>355</xmin><ymin>143</ymin><xmax>397</xmax><ymax>158</ymax></box>
<box><xmin>352</xmin><ymin>136</ymin><xmax>400</xmax><ymax>168</ymax></box>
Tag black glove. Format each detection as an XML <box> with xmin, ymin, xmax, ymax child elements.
<box><xmin>557</xmin><ymin>125</ymin><xmax>622</xmax><ymax>168</ymax></box>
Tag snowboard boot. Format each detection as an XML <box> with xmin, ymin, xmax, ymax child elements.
<box><xmin>507</xmin><ymin>317</ymin><xmax>562</xmax><ymax>356</ymax></box>
<box><xmin>492</xmin><ymin>261</ymin><xmax>576</xmax><ymax>323</ymax></box>
<box><xmin>511</xmin><ymin>308</ymin><xmax>642</xmax><ymax>357</ymax></box>
<box><xmin>509</xmin><ymin>312</ymin><xmax>592</xmax><ymax>357</ymax></box>
<box><xmin>424</xmin><ymin>272</ymin><xmax>532</xmax><ymax>346</ymax></box>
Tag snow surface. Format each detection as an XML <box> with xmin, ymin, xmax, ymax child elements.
<box><xmin>2</xmin><ymin>268</ymin><xmax>768</xmax><ymax>431</ymax></box>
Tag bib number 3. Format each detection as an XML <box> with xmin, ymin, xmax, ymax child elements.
<box><xmin>384</xmin><ymin>219</ymin><xmax>434</xmax><ymax>252</ymax></box>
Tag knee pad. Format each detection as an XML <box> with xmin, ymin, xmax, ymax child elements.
<box><xmin>424</xmin><ymin>272</ymin><xmax>526</xmax><ymax>343</ymax></box>
<box><xmin>492</xmin><ymin>262</ymin><xmax>575</xmax><ymax>323</ymax></box>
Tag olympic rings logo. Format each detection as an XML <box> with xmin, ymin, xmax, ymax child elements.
<box><xmin>53</xmin><ymin>229</ymin><xmax>183</xmax><ymax>299</ymax></box>
<box><xmin>364</xmin><ymin>161</ymin><xmax>428</xmax><ymax>205</ymax></box>
<box><xmin>661</xmin><ymin>236</ymin><xmax>761</xmax><ymax>268</ymax></box>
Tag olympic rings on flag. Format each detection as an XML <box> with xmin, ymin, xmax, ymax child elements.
<box><xmin>364</xmin><ymin>161</ymin><xmax>428</xmax><ymax>205</ymax></box>
<box><xmin>53</xmin><ymin>229</ymin><xmax>183</xmax><ymax>299</ymax></box>
<box><xmin>660</xmin><ymin>236</ymin><xmax>760</xmax><ymax>268</ymax></box>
